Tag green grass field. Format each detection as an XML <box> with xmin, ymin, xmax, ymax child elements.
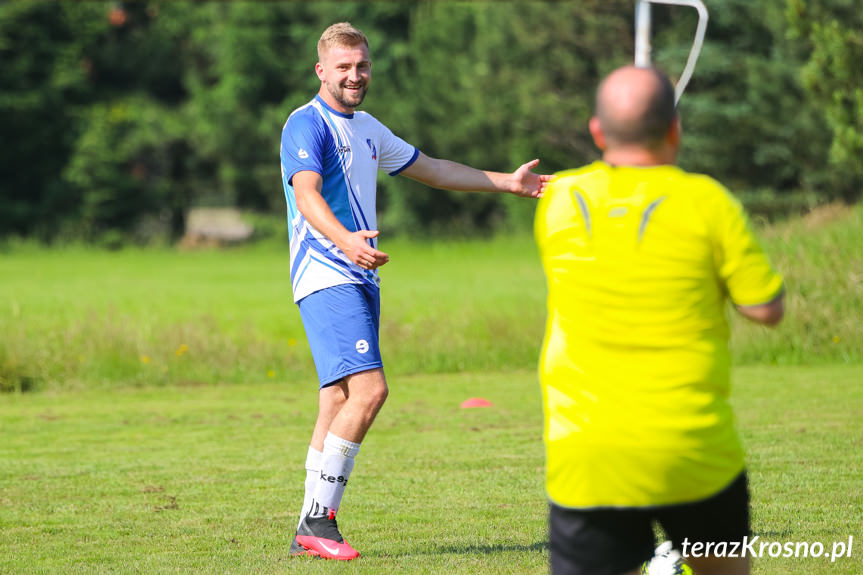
<box><xmin>1</xmin><ymin>366</ymin><xmax>861</xmax><ymax>574</ymax></box>
<box><xmin>1</xmin><ymin>203</ymin><xmax>861</xmax><ymax>573</ymax></box>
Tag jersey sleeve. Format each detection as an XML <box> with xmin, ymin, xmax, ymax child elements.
<box><xmin>376</xmin><ymin>122</ymin><xmax>419</xmax><ymax>176</ymax></box>
<box><xmin>280</xmin><ymin>110</ymin><xmax>327</xmax><ymax>185</ymax></box>
<box><xmin>711</xmin><ymin>186</ymin><xmax>784</xmax><ymax>306</ymax></box>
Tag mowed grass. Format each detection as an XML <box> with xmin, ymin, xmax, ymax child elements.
<box><xmin>1</xmin><ymin>365</ymin><xmax>861</xmax><ymax>574</ymax></box>
<box><xmin>1</xmin><ymin>372</ymin><xmax>547</xmax><ymax>575</ymax></box>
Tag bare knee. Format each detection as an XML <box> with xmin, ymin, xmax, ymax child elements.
<box><xmin>370</xmin><ymin>381</ymin><xmax>388</xmax><ymax>409</ymax></box>
<box><xmin>319</xmin><ymin>381</ymin><xmax>349</xmax><ymax>414</ymax></box>
<box><xmin>356</xmin><ymin>379</ymin><xmax>388</xmax><ymax>414</ymax></box>
<box><xmin>347</xmin><ymin>369</ymin><xmax>389</xmax><ymax>415</ymax></box>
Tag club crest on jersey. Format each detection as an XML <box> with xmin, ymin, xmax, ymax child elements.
<box><xmin>366</xmin><ymin>139</ymin><xmax>377</xmax><ymax>160</ymax></box>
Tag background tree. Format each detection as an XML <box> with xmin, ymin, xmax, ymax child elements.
<box><xmin>788</xmin><ymin>0</ymin><xmax>863</xmax><ymax>202</ymax></box>
<box><xmin>0</xmin><ymin>2</ymin><xmax>101</xmax><ymax>239</ymax></box>
<box><xmin>662</xmin><ymin>0</ymin><xmax>831</xmax><ymax>199</ymax></box>
<box><xmin>0</xmin><ymin>1</ymin><xmax>858</xmax><ymax>243</ymax></box>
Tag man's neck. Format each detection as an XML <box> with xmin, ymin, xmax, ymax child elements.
<box><xmin>317</xmin><ymin>89</ymin><xmax>355</xmax><ymax>115</ymax></box>
<box><xmin>602</xmin><ymin>146</ymin><xmax>675</xmax><ymax>167</ymax></box>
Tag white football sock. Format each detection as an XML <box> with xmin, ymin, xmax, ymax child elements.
<box><xmin>298</xmin><ymin>446</ymin><xmax>322</xmax><ymax>528</ymax></box>
<box><xmin>308</xmin><ymin>432</ymin><xmax>360</xmax><ymax>518</ymax></box>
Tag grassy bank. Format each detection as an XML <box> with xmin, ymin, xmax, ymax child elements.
<box><xmin>731</xmin><ymin>203</ymin><xmax>863</xmax><ymax>364</ymax></box>
<box><xmin>1</xmin><ymin>203</ymin><xmax>861</xmax><ymax>392</ymax></box>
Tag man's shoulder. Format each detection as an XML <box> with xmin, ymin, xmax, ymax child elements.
<box><xmin>670</xmin><ymin>169</ymin><xmax>741</xmax><ymax>212</ymax></box>
<box><xmin>282</xmin><ymin>101</ymin><xmax>332</xmax><ymax>151</ymax></box>
<box><xmin>628</xmin><ymin>164</ymin><xmax>733</xmax><ymax>201</ymax></box>
<box><xmin>671</xmin><ymin>168</ymin><xmax>726</xmax><ymax>191</ymax></box>
<box><xmin>352</xmin><ymin>110</ymin><xmax>391</xmax><ymax>131</ymax></box>
<box><xmin>546</xmin><ymin>162</ymin><xmax>612</xmax><ymax>199</ymax></box>
<box><xmin>285</xmin><ymin>100</ymin><xmax>325</xmax><ymax>127</ymax></box>
<box><xmin>547</xmin><ymin>162</ymin><xmax>598</xmax><ymax>187</ymax></box>
<box><xmin>552</xmin><ymin>161</ymin><xmax>606</xmax><ymax>181</ymax></box>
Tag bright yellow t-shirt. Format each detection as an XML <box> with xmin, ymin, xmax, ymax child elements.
<box><xmin>535</xmin><ymin>161</ymin><xmax>783</xmax><ymax>508</ymax></box>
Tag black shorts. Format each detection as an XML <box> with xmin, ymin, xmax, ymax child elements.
<box><xmin>549</xmin><ymin>472</ymin><xmax>750</xmax><ymax>575</ymax></box>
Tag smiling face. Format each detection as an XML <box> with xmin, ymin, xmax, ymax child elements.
<box><xmin>316</xmin><ymin>43</ymin><xmax>371</xmax><ymax>114</ymax></box>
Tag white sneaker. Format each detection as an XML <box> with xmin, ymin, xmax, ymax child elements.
<box><xmin>641</xmin><ymin>540</ymin><xmax>692</xmax><ymax>574</ymax></box>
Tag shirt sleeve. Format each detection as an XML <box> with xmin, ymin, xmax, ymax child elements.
<box><xmin>280</xmin><ymin>110</ymin><xmax>327</xmax><ymax>185</ymax></box>
<box><xmin>375</xmin><ymin>122</ymin><xmax>419</xmax><ymax>176</ymax></box>
<box><xmin>712</xmin><ymin>186</ymin><xmax>784</xmax><ymax>306</ymax></box>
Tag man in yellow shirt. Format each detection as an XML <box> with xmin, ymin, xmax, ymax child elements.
<box><xmin>535</xmin><ymin>66</ymin><xmax>784</xmax><ymax>575</ymax></box>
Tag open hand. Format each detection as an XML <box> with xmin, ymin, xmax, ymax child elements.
<box><xmin>511</xmin><ymin>159</ymin><xmax>553</xmax><ymax>198</ymax></box>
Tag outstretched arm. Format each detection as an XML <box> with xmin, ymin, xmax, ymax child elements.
<box><xmin>400</xmin><ymin>152</ymin><xmax>551</xmax><ymax>198</ymax></box>
<box><xmin>292</xmin><ymin>170</ymin><xmax>389</xmax><ymax>270</ymax></box>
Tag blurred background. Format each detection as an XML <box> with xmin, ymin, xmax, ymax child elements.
<box><xmin>1</xmin><ymin>0</ymin><xmax>861</xmax><ymax>248</ymax></box>
<box><xmin>2</xmin><ymin>7</ymin><xmax>861</xmax><ymax>572</ymax></box>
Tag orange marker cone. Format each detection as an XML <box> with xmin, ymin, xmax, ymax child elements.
<box><xmin>460</xmin><ymin>397</ymin><xmax>493</xmax><ymax>408</ymax></box>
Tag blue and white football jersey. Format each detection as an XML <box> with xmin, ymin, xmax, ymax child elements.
<box><xmin>280</xmin><ymin>95</ymin><xmax>419</xmax><ymax>302</ymax></box>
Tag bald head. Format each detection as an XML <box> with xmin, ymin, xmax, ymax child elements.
<box><xmin>594</xmin><ymin>66</ymin><xmax>677</xmax><ymax>150</ymax></box>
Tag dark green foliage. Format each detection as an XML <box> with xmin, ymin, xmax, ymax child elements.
<box><xmin>377</xmin><ymin>1</ymin><xmax>633</xmax><ymax>235</ymax></box>
<box><xmin>669</xmin><ymin>1</ymin><xmax>831</xmax><ymax>196</ymax></box>
<box><xmin>788</xmin><ymin>0</ymin><xmax>863</xmax><ymax>201</ymax></box>
<box><xmin>0</xmin><ymin>2</ymin><xmax>98</xmax><ymax>239</ymax></box>
<box><xmin>0</xmin><ymin>1</ymin><xmax>858</xmax><ymax>243</ymax></box>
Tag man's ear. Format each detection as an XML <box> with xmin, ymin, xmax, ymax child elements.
<box><xmin>589</xmin><ymin>116</ymin><xmax>606</xmax><ymax>151</ymax></box>
<box><xmin>315</xmin><ymin>62</ymin><xmax>325</xmax><ymax>82</ymax></box>
<box><xmin>667</xmin><ymin>116</ymin><xmax>681</xmax><ymax>149</ymax></box>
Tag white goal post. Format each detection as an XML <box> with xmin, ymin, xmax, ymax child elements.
<box><xmin>634</xmin><ymin>0</ymin><xmax>709</xmax><ymax>103</ymax></box>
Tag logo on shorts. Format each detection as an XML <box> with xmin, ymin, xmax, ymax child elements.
<box><xmin>298</xmin><ymin>148</ymin><xmax>309</xmax><ymax>159</ymax></box>
<box><xmin>355</xmin><ymin>339</ymin><xmax>369</xmax><ymax>354</ymax></box>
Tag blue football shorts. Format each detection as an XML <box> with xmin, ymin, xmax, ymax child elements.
<box><xmin>297</xmin><ymin>282</ymin><xmax>383</xmax><ymax>388</ymax></box>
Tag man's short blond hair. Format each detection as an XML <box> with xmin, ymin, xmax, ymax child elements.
<box><xmin>317</xmin><ymin>22</ymin><xmax>369</xmax><ymax>61</ymax></box>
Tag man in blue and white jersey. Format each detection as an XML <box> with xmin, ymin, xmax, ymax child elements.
<box><xmin>281</xmin><ymin>22</ymin><xmax>550</xmax><ymax>560</ymax></box>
